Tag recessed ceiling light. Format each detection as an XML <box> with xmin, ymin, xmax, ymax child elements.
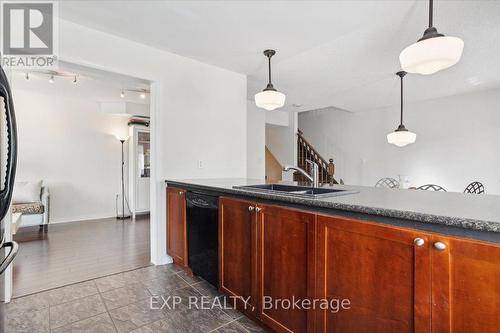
<box><xmin>467</xmin><ymin>77</ymin><xmax>481</xmax><ymax>86</ymax></box>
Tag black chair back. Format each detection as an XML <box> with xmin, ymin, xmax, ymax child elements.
<box><xmin>417</xmin><ymin>184</ymin><xmax>447</xmax><ymax>192</ymax></box>
<box><xmin>375</xmin><ymin>178</ymin><xmax>399</xmax><ymax>189</ymax></box>
<box><xmin>464</xmin><ymin>182</ymin><xmax>485</xmax><ymax>194</ymax></box>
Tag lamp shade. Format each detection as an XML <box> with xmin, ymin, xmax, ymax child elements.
<box><xmin>387</xmin><ymin>130</ymin><xmax>417</xmax><ymax>147</ymax></box>
<box><xmin>400</xmin><ymin>36</ymin><xmax>464</xmax><ymax>75</ymax></box>
<box><xmin>254</xmin><ymin>90</ymin><xmax>286</xmax><ymax>111</ymax></box>
<box><xmin>115</xmin><ymin>134</ymin><xmax>129</xmax><ymax>141</ymax></box>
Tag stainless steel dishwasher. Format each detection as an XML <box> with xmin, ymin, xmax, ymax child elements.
<box><xmin>186</xmin><ymin>191</ymin><xmax>219</xmax><ymax>287</ymax></box>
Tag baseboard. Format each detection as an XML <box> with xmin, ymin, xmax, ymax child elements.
<box><xmin>152</xmin><ymin>254</ymin><xmax>173</xmax><ymax>266</ymax></box>
<box><xmin>49</xmin><ymin>213</ymin><xmax>119</xmax><ymax>225</ymax></box>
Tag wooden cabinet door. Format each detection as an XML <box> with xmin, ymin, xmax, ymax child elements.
<box><xmin>219</xmin><ymin>197</ymin><xmax>257</xmax><ymax>314</ymax></box>
<box><xmin>431</xmin><ymin>236</ymin><xmax>500</xmax><ymax>333</ymax></box>
<box><xmin>256</xmin><ymin>204</ymin><xmax>316</xmax><ymax>333</ymax></box>
<box><xmin>166</xmin><ymin>187</ymin><xmax>187</xmax><ymax>266</ymax></box>
<box><xmin>316</xmin><ymin>215</ymin><xmax>432</xmax><ymax>333</ymax></box>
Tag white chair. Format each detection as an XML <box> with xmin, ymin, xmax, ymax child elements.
<box><xmin>11</xmin><ymin>181</ymin><xmax>50</xmax><ymax>232</ymax></box>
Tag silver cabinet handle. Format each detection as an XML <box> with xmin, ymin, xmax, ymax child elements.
<box><xmin>414</xmin><ymin>238</ymin><xmax>425</xmax><ymax>247</ymax></box>
<box><xmin>255</xmin><ymin>207</ymin><xmax>262</xmax><ymax>213</ymax></box>
<box><xmin>248</xmin><ymin>206</ymin><xmax>255</xmax><ymax>212</ymax></box>
<box><xmin>434</xmin><ymin>242</ymin><xmax>447</xmax><ymax>251</ymax></box>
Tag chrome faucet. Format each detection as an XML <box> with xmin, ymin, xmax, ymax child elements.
<box><xmin>283</xmin><ymin>159</ymin><xmax>319</xmax><ymax>187</ymax></box>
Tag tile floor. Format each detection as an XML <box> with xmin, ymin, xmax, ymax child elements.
<box><xmin>3</xmin><ymin>264</ymin><xmax>269</xmax><ymax>333</ymax></box>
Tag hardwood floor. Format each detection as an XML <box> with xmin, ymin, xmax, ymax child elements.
<box><xmin>12</xmin><ymin>215</ymin><xmax>150</xmax><ymax>297</ymax></box>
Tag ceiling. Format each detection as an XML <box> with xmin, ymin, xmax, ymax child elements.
<box><xmin>59</xmin><ymin>0</ymin><xmax>500</xmax><ymax>112</ymax></box>
<box><xmin>9</xmin><ymin>61</ymin><xmax>150</xmax><ymax>104</ymax></box>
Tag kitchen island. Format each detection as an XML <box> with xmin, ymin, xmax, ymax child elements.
<box><xmin>165</xmin><ymin>178</ymin><xmax>500</xmax><ymax>333</ymax></box>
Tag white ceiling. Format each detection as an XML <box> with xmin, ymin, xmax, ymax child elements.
<box><xmin>59</xmin><ymin>0</ymin><xmax>500</xmax><ymax>112</ymax></box>
<box><xmin>9</xmin><ymin>61</ymin><xmax>150</xmax><ymax>104</ymax></box>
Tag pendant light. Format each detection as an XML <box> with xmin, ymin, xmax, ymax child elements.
<box><xmin>255</xmin><ymin>49</ymin><xmax>286</xmax><ymax>111</ymax></box>
<box><xmin>399</xmin><ymin>0</ymin><xmax>464</xmax><ymax>75</ymax></box>
<box><xmin>387</xmin><ymin>71</ymin><xmax>416</xmax><ymax>147</ymax></box>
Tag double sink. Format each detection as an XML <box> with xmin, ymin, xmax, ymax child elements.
<box><xmin>233</xmin><ymin>183</ymin><xmax>357</xmax><ymax>199</ymax></box>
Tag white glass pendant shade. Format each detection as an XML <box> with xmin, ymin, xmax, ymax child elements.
<box><xmin>400</xmin><ymin>36</ymin><xmax>464</xmax><ymax>75</ymax></box>
<box><xmin>254</xmin><ymin>89</ymin><xmax>286</xmax><ymax>111</ymax></box>
<box><xmin>255</xmin><ymin>49</ymin><xmax>285</xmax><ymax>111</ymax></box>
<box><xmin>387</xmin><ymin>130</ymin><xmax>417</xmax><ymax>147</ymax></box>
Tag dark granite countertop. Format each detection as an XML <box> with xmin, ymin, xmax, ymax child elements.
<box><xmin>165</xmin><ymin>178</ymin><xmax>500</xmax><ymax>234</ymax></box>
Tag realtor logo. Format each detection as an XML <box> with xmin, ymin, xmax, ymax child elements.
<box><xmin>1</xmin><ymin>1</ymin><xmax>58</xmax><ymax>68</ymax></box>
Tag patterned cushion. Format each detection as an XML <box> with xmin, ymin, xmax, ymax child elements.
<box><xmin>12</xmin><ymin>202</ymin><xmax>45</xmax><ymax>215</ymax></box>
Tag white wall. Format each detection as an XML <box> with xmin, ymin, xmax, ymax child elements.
<box><xmin>57</xmin><ymin>19</ymin><xmax>247</xmax><ymax>264</ymax></box>
<box><xmin>247</xmin><ymin>101</ymin><xmax>265</xmax><ymax>179</ymax></box>
<box><xmin>299</xmin><ymin>88</ymin><xmax>500</xmax><ymax>195</ymax></box>
<box><xmin>11</xmin><ymin>75</ymin><xmax>130</xmax><ymax>223</ymax></box>
<box><xmin>265</xmin><ymin>112</ymin><xmax>298</xmax><ymax>181</ymax></box>
<box><xmin>246</xmin><ymin>107</ymin><xmax>294</xmax><ymax>180</ymax></box>
<box><xmin>266</xmin><ymin>110</ymin><xmax>289</xmax><ymax>127</ymax></box>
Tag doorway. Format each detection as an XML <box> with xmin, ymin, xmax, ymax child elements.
<box><xmin>7</xmin><ymin>62</ymin><xmax>154</xmax><ymax>297</ymax></box>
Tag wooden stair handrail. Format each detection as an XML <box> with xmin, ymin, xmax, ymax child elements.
<box><xmin>296</xmin><ymin>130</ymin><xmax>337</xmax><ymax>185</ymax></box>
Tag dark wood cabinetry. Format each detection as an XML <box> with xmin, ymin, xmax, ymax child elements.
<box><xmin>431</xmin><ymin>235</ymin><xmax>500</xmax><ymax>333</ymax></box>
<box><xmin>257</xmin><ymin>204</ymin><xmax>315</xmax><ymax>333</ymax></box>
<box><xmin>168</xmin><ymin>188</ymin><xmax>500</xmax><ymax>333</ymax></box>
<box><xmin>316</xmin><ymin>215</ymin><xmax>432</xmax><ymax>333</ymax></box>
<box><xmin>316</xmin><ymin>215</ymin><xmax>500</xmax><ymax>333</ymax></box>
<box><xmin>219</xmin><ymin>197</ymin><xmax>314</xmax><ymax>332</ymax></box>
<box><xmin>166</xmin><ymin>187</ymin><xmax>187</xmax><ymax>267</ymax></box>
<box><xmin>219</xmin><ymin>197</ymin><xmax>257</xmax><ymax>314</ymax></box>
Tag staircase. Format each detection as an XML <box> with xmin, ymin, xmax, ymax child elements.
<box><xmin>296</xmin><ymin>129</ymin><xmax>338</xmax><ymax>185</ymax></box>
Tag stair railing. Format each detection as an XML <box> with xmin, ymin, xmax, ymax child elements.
<box><xmin>296</xmin><ymin>129</ymin><xmax>337</xmax><ymax>185</ymax></box>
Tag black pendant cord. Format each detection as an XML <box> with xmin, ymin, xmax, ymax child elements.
<box><xmin>428</xmin><ymin>0</ymin><xmax>434</xmax><ymax>28</ymax></box>
<box><xmin>396</xmin><ymin>71</ymin><xmax>407</xmax><ymax>128</ymax></box>
<box><xmin>400</xmin><ymin>75</ymin><xmax>404</xmax><ymax>126</ymax></box>
<box><xmin>418</xmin><ymin>0</ymin><xmax>442</xmax><ymax>41</ymax></box>
<box><xmin>262</xmin><ymin>49</ymin><xmax>277</xmax><ymax>91</ymax></box>
<box><xmin>267</xmin><ymin>55</ymin><xmax>272</xmax><ymax>85</ymax></box>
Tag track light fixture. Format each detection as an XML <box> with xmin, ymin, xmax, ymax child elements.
<box><xmin>120</xmin><ymin>89</ymin><xmax>149</xmax><ymax>99</ymax></box>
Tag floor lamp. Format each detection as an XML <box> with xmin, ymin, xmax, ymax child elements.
<box><xmin>116</xmin><ymin>135</ymin><xmax>131</xmax><ymax>220</ymax></box>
